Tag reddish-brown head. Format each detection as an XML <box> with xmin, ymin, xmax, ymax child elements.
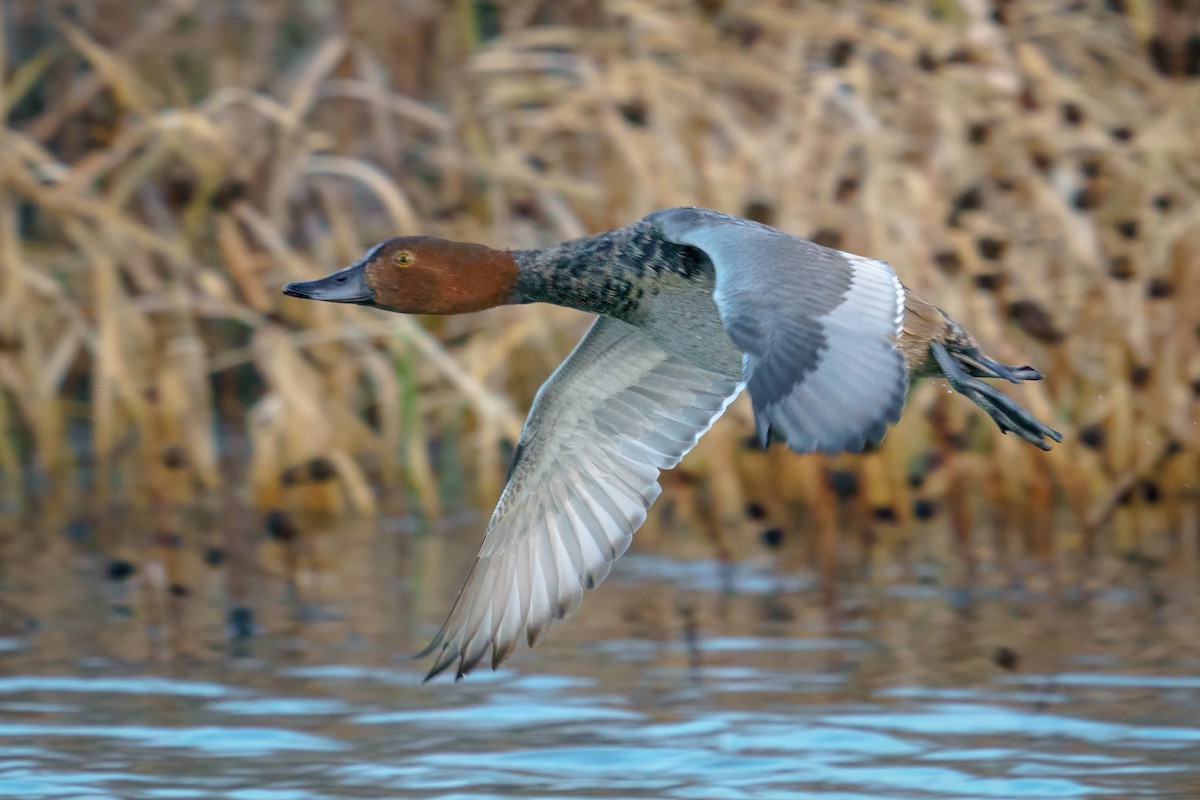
<box><xmin>283</xmin><ymin>236</ymin><xmax>518</xmax><ymax>315</ymax></box>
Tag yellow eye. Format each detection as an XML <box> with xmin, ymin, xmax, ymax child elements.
<box><xmin>393</xmin><ymin>250</ymin><xmax>415</xmax><ymax>267</ymax></box>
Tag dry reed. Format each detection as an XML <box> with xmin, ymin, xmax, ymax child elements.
<box><xmin>1</xmin><ymin>0</ymin><xmax>1197</xmax><ymax>579</ymax></box>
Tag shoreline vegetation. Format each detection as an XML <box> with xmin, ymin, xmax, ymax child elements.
<box><xmin>1</xmin><ymin>1</ymin><xmax>1197</xmax><ymax>580</ymax></box>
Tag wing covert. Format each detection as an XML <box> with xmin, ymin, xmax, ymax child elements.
<box><xmin>655</xmin><ymin>207</ymin><xmax>908</xmax><ymax>454</ymax></box>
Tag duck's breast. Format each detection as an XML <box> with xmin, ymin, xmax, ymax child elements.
<box><xmin>631</xmin><ymin>259</ymin><xmax>744</xmax><ymax>377</ymax></box>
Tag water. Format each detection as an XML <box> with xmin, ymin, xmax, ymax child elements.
<box><xmin>0</xmin><ymin>509</ymin><xmax>1198</xmax><ymax>799</ymax></box>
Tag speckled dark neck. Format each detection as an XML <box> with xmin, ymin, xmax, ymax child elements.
<box><xmin>510</xmin><ymin>218</ymin><xmax>710</xmax><ymax>320</ymax></box>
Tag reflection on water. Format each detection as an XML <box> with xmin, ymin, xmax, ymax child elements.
<box><xmin>0</xmin><ymin>507</ymin><xmax>1198</xmax><ymax>799</ymax></box>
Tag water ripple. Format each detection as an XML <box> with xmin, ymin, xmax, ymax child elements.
<box><xmin>0</xmin><ymin>676</ymin><xmax>237</xmax><ymax>699</ymax></box>
<box><xmin>826</xmin><ymin>702</ymin><xmax>1200</xmax><ymax>745</ymax></box>
<box><xmin>0</xmin><ymin>723</ymin><xmax>344</xmax><ymax>755</ymax></box>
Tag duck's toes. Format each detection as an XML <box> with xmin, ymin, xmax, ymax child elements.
<box><xmin>966</xmin><ymin>382</ymin><xmax>1061</xmax><ymax>450</ymax></box>
<box><xmin>958</xmin><ymin>350</ymin><xmax>1043</xmax><ymax>383</ymax></box>
<box><xmin>930</xmin><ymin>342</ymin><xmax>1061</xmax><ymax>450</ymax></box>
<box><xmin>1002</xmin><ymin>364</ymin><xmax>1043</xmax><ymax>382</ymax></box>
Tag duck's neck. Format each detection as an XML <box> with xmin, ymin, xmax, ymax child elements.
<box><xmin>509</xmin><ymin>220</ymin><xmax>708</xmax><ymax>319</ymax></box>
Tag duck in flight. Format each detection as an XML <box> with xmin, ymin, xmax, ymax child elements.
<box><xmin>283</xmin><ymin>207</ymin><xmax>1061</xmax><ymax>681</ymax></box>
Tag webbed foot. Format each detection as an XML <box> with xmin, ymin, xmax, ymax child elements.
<box><xmin>930</xmin><ymin>342</ymin><xmax>1063</xmax><ymax>450</ymax></box>
<box><xmin>953</xmin><ymin>349</ymin><xmax>1043</xmax><ymax>384</ymax></box>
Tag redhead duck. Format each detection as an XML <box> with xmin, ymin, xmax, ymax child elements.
<box><xmin>283</xmin><ymin>207</ymin><xmax>1061</xmax><ymax>680</ymax></box>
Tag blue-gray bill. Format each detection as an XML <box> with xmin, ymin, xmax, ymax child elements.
<box><xmin>282</xmin><ymin>262</ymin><xmax>373</xmax><ymax>304</ymax></box>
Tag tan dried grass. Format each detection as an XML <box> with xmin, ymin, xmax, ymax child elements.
<box><xmin>0</xmin><ymin>0</ymin><xmax>1195</xmax><ymax>573</ymax></box>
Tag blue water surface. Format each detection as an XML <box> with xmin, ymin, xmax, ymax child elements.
<box><xmin>0</xmin><ymin>512</ymin><xmax>1197</xmax><ymax>799</ymax></box>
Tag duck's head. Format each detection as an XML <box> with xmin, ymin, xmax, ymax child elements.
<box><xmin>282</xmin><ymin>236</ymin><xmax>518</xmax><ymax>315</ymax></box>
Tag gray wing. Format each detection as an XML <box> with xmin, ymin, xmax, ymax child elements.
<box><xmin>417</xmin><ymin>317</ymin><xmax>743</xmax><ymax>680</ymax></box>
<box><xmin>654</xmin><ymin>207</ymin><xmax>908</xmax><ymax>454</ymax></box>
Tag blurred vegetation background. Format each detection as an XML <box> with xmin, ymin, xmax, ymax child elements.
<box><xmin>1</xmin><ymin>0</ymin><xmax>1198</xmax><ymax>588</ymax></box>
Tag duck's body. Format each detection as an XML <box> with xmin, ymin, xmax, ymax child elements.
<box><xmin>283</xmin><ymin>207</ymin><xmax>1060</xmax><ymax>681</ymax></box>
<box><xmin>513</xmin><ymin>210</ymin><xmax>743</xmax><ymax>374</ymax></box>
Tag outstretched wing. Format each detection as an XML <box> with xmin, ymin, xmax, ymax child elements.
<box><xmin>418</xmin><ymin>317</ymin><xmax>743</xmax><ymax>680</ymax></box>
<box><xmin>655</xmin><ymin>207</ymin><xmax>908</xmax><ymax>454</ymax></box>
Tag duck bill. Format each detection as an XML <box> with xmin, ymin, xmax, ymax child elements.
<box><xmin>282</xmin><ymin>263</ymin><xmax>373</xmax><ymax>304</ymax></box>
